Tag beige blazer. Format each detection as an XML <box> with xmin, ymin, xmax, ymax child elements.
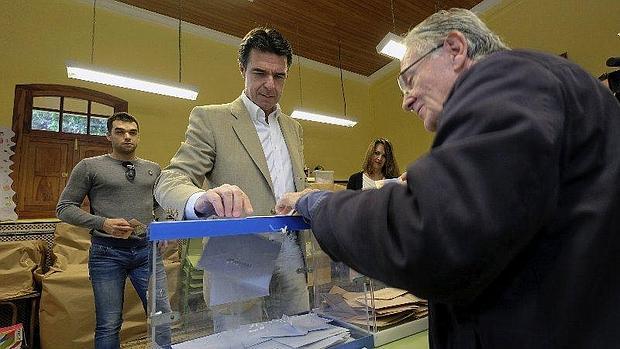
<box><xmin>155</xmin><ymin>97</ymin><xmax>306</xmax><ymax>218</ymax></box>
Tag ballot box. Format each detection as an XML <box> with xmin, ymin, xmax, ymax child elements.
<box><xmin>305</xmin><ymin>234</ymin><xmax>428</xmax><ymax>347</ymax></box>
<box><xmin>146</xmin><ymin>216</ymin><xmax>373</xmax><ymax>349</ymax></box>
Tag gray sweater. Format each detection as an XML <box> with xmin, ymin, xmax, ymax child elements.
<box><xmin>56</xmin><ymin>154</ymin><xmax>162</xmax><ymax>247</ymax></box>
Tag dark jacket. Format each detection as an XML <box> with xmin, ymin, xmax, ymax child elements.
<box><xmin>307</xmin><ymin>50</ymin><xmax>620</xmax><ymax>348</ymax></box>
<box><xmin>346</xmin><ymin>172</ymin><xmax>363</xmax><ymax>190</ymax></box>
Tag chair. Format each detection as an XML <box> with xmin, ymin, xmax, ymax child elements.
<box><xmin>0</xmin><ymin>301</ymin><xmax>18</xmax><ymax>325</ymax></box>
<box><xmin>0</xmin><ymin>292</ymin><xmax>39</xmax><ymax>349</ymax></box>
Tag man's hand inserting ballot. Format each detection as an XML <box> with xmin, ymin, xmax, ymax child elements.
<box><xmin>195</xmin><ymin>184</ymin><xmax>254</xmax><ymax>218</ymax></box>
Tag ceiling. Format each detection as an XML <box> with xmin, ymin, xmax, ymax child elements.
<box><xmin>114</xmin><ymin>0</ymin><xmax>483</xmax><ymax>77</ymax></box>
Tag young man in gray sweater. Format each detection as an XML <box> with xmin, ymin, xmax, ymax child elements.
<box><xmin>56</xmin><ymin>112</ymin><xmax>170</xmax><ymax>349</ymax></box>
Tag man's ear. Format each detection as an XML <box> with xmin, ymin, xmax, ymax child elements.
<box><xmin>444</xmin><ymin>31</ymin><xmax>469</xmax><ymax>71</ymax></box>
<box><xmin>239</xmin><ymin>63</ymin><xmax>246</xmax><ymax>78</ymax></box>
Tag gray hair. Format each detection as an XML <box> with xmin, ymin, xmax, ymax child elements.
<box><xmin>404</xmin><ymin>8</ymin><xmax>509</xmax><ymax>61</ymax></box>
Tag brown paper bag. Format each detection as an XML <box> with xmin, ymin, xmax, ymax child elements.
<box><xmin>38</xmin><ymin>223</ymin><xmax>181</xmax><ymax>349</ymax></box>
<box><xmin>38</xmin><ymin>263</ymin><xmax>150</xmax><ymax>349</ymax></box>
<box><xmin>52</xmin><ymin>223</ymin><xmax>91</xmax><ymax>267</ymax></box>
<box><xmin>0</xmin><ymin>240</ymin><xmax>45</xmax><ymax>299</ymax></box>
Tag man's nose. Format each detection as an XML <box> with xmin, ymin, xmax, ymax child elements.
<box><xmin>402</xmin><ymin>92</ymin><xmax>415</xmax><ymax>112</ymax></box>
<box><xmin>402</xmin><ymin>96</ymin><xmax>411</xmax><ymax>112</ymax></box>
<box><xmin>264</xmin><ymin>75</ymin><xmax>275</xmax><ymax>89</ymax></box>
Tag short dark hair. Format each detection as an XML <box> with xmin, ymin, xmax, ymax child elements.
<box><xmin>238</xmin><ymin>27</ymin><xmax>293</xmax><ymax>70</ymax></box>
<box><xmin>107</xmin><ymin>112</ymin><xmax>139</xmax><ymax>133</ymax></box>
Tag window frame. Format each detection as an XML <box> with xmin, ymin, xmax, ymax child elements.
<box><xmin>18</xmin><ymin>84</ymin><xmax>127</xmax><ymax>140</ymax></box>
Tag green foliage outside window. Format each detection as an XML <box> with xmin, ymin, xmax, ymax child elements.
<box><xmin>32</xmin><ymin>109</ymin><xmax>108</xmax><ymax>136</ymax></box>
<box><xmin>90</xmin><ymin>117</ymin><xmax>108</xmax><ymax>136</ymax></box>
<box><xmin>62</xmin><ymin>113</ymin><xmax>87</xmax><ymax>134</ymax></box>
<box><xmin>32</xmin><ymin>109</ymin><xmax>60</xmax><ymax>132</ymax></box>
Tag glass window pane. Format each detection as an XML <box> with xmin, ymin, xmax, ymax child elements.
<box><xmin>91</xmin><ymin>102</ymin><xmax>114</xmax><ymax>116</ymax></box>
<box><xmin>62</xmin><ymin>113</ymin><xmax>87</xmax><ymax>134</ymax></box>
<box><xmin>31</xmin><ymin>109</ymin><xmax>60</xmax><ymax>132</ymax></box>
<box><xmin>89</xmin><ymin>116</ymin><xmax>108</xmax><ymax>136</ymax></box>
<box><xmin>64</xmin><ymin>98</ymin><xmax>88</xmax><ymax>113</ymax></box>
<box><xmin>33</xmin><ymin>97</ymin><xmax>60</xmax><ymax>110</ymax></box>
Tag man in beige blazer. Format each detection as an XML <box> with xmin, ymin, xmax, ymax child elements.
<box><xmin>153</xmin><ymin>96</ymin><xmax>305</xmax><ymax>218</ymax></box>
<box><xmin>154</xmin><ymin>27</ymin><xmax>309</xmax><ymax>331</ymax></box>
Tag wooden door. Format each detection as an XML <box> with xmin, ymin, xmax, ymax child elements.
<box><xmin>16</xmin><ymin>136</ymin><xmax>111</xmax><ymax>219</ymax></box>
<box><xmin>73</xmin><ymin>142</ymin><xmax>111</xmax><ymax>167</ymax></box>
<box><xmin>11</xmin><ymin>84</ymin><xmax>127</xmax><ymax>219</ymax></box>
<box><xmin>17</xmin><ymin>138</ymin><xmax>71</xmax><ymax>218</ymax></box>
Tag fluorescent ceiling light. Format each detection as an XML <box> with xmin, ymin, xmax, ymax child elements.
<box><xmin>66</xmin><ymin>61</ymin><xmax>199</xmax><ymax>100</ymax></box>
<box><xmin>376</xmin><ymin>32</ymin><xmax>406</xmax><ymax>60</ymax></box>
<box><xmin>291</xmin><ymin>110</ymin><xmax>357</xmax><ymax>127</ymax></box>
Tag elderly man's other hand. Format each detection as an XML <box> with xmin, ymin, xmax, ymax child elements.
<box><xmin>195</xmin><ymin>184</ymin><xmax>254</xmax><ymax>217</ymax></box>
<box><xmin>398</xmin><ymin>171</ymin><xmax>408</xmax><ymax>182</ymax></box>
<box><xmin>275</xmin><ymin>188</ymin><xmax>319</xmax><ymax>215</ymax></box>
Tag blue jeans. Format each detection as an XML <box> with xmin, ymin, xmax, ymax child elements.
<box><xmin>89</xmin><ymin>242</ymin><xmax>172</xmax><ymax>349</ymax></box>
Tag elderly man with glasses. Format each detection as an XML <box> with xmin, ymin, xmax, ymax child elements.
<box><xmin>275</xmin><ymin>8</ymin><xmax>620</xmax><ymax>349</ymax></box>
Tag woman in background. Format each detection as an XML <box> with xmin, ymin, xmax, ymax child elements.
<box><xmin>347</xmin><ymin>138</ymin><xmax>400</xmax><ymax>190</ymax></box>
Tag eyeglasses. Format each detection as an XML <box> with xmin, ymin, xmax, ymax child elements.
<box><xmin>122</xmin><ymin>161</ymin><xmax>135</xmax><ymax>181</ymax></box>
<box><xmin>397</xmin><ymin>43</ymin><xmax>444</xmax><ymax>95</ymax></box>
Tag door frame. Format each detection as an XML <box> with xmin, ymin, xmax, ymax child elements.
<box><xmin>11</xmin><ymin>84</ymin><xmax>128</xmax><ymax>219</ymax></box>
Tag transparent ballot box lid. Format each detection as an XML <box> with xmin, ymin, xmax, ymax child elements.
<box><xmin>147</xmin><ymin>216</ymin><xmax>373</xmax><ymax>349</ymax></box>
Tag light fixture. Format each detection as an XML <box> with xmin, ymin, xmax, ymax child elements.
<box><xmin>66</xmin><ymin>0</ymin><xmax>198</xmax><ymax>100</ymax></box>
<box><xmin>376</xmin><ymin>0</ymin><xmax>406</xmax><ymax>60</ymax></box>
<box><xmin>290</xmin><ymin>110</ymin><xmax>356</xmax><ymax>127</ymax></box>
<box><xmin>66</xmin><ymin>61</ymin><xmax>199</xmax><ymax>100</ymax></box>
<box><xmin>376</xmin><ymin>32</ymin><xmax>406</xmax><ymax>60</ymax></box>
<box><xmin>291</xmin><ymin>40</ymin><xmax>357</xmax><ymax>128</ymax></box>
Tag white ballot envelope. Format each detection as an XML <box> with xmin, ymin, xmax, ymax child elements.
<box><xmin>197</xmin><ymin>234</ymin><xmax>281</xmax><ymax>306</ymax></box>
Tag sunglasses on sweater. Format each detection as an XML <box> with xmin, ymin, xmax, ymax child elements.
<box><xmin>121</xmin><ymin>161</ymin><xmax>136</xmax><ymax>181</ymax></box>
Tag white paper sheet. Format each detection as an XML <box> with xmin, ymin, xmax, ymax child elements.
<box><xmin>198</xmin><ymin>234</ymin><xmax>281</xmax><ymax>306</ymax></box>
<box><xmin>172</xmin><ymin>314</ymin><xmax>352</xmax><ymax>349</ymax></box>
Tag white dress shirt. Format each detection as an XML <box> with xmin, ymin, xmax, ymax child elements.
<box><xmin>240</xmin><ymin>92</ymin><xmax>295</xmax><ymax>201</ymax></box>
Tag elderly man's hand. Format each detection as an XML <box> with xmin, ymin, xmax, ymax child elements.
<box><xmin>275</xmin><ymin>188</ymin><xmax>318</xmax><ymax>215</ymax></box>
<box><xmin>398</xmin><ymin>171</ymin><xmax>408</xmax><ymax>182</ymax></box>
<box><xmin>195</xmin><ymin>184</ymin><xmax>254</xmax><ymax>217</ymax></box>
